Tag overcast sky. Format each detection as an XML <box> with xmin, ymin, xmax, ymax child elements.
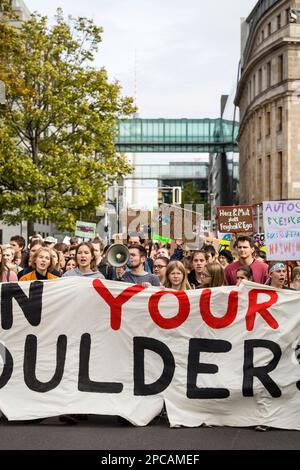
<box><xmin>25</xmin><ymin>0</ymin><xmax>257</xmax><ymax>119</ymax></box>
<box><xmin>24</xmin><ymin>0</ymin><xmax>258</xmax><ymax>207</ymax></box>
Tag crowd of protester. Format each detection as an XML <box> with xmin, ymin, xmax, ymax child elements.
<box><xmin>0</xmin><ymin>233</ymin><xmax>298</xmax><ymax>292</ymax></box>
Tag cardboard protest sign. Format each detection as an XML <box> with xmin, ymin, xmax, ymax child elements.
<box><xmin>217</xmin><ymin>206</ymin><xmax>254</xmax><ymax>233</ymax></box>
<box><xmin>75</xmin><ymin>221</ymin><xmax>96</xmax><ymax>239</ymax></box>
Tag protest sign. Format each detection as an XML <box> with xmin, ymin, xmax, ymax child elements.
<box><xmin>254</xmin><ymin>233</ymin><xmax>265</xmax><ymax>244</ymax></box>
<box><xmin>217</xmin><ymin>206</ymin><xmax>254</xmax><ymax>233</ymax></box>
<box><xmin>263</xmin><ymin>200</ymin><xmax>300</xmax><ymax>260</ymax></box>
<box><xmin>75</xmin><ymin>221</ymin><xmax>96</xmax><ymax>239</ymax></box>
<box><xmin>217</xmin><ymin>233</ymin><xmax>233</xmax><ymax>247</ymax></box>
<box><xmin>1</xmin><ymin>278</ymin><xmax>300</xmax><ymax>429</ymax></box>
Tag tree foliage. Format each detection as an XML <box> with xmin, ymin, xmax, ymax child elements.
<box><xmin>0</xmin><ymin>8</ymin><xmax>135</xmax><ymax>233</ymax></box>
<box><xmin>182</xmin><ymin>181</ymin><xmax>210</xmax><ymax>219</ymax></box>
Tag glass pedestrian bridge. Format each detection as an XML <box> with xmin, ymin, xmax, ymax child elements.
<box><xmin>116</xmin><ymin>118</ymin><xmax>239</xmax><ymax>153</ymax></box>
<box><xmin>124</xmin><ymin>163</ymin><xmax>209</xmax><ymax>180</ymax></box>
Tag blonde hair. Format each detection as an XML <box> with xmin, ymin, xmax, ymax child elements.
<box><xmin>164</xmin><ymin>261</ymin><xmax>191</xmax><ymax>290</ymax></box>
<box><xmin>204</xmin><ymin>262</ymin><xmax>226</xmax><ymax>287</ymax></box>
<box><xmin>2</xmin><ymin>246</ymin><xmax>15</xmax><ymax>258</ymax></box>
<box><xmin>31</xmin><ymin>247</ymin><xmax>55</xmax><ymax>272</ymax></box>
<box><xmin>2</xmin><ymin>246</ymin><xmax>16</xmax><ymax>271</ymax></box>
<box><xmin>292</xmin><ymin>266</ymin><xmax>300</xmax><ymax>282</ymax></box>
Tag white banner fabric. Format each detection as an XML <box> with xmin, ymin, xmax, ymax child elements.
<box><xmin>1</xmin><ymin>278</ymin><xmax>300</xmax><ymax>429</ymax></box>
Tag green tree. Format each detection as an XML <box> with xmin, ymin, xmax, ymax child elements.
<box><xmin>181</xmin><ymin>181</ymin><xmax>209</xmax><ymax>219</ymax></box>
<box><xmin>0</xmin><ymin>8</ymin><xmax>135</xmax><ymax>236</ymax></box>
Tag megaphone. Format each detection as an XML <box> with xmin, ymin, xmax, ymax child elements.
<box><xmin>106</xmin><ymin>244</ymin><xmax>130</xmax><ymax>268</ymax></box>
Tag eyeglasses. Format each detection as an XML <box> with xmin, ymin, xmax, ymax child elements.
<box><xmin>154</xmin><ymin>265</ymin><xmax>167</xmax><ymax>269</ymax></box>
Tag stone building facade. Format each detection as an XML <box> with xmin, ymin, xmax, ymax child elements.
<box><xmin>235</xmin><ymin>0</ymin><xmax>300</xmax><ymax>229</ymax></box>
<box><xmin>0</xmin><ymin>1</ymin><xmax>31</xmax><ymax>24</ymax></box>
<box><xmin>208</xmin><ymin>95</ymin><xmax>239</xmax><ymax>230</ymax></box>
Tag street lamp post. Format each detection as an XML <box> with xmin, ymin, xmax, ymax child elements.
<box><xmin>0</xmin><ymin>80</ymin><xmax>5</xmax><ymax>105</ymax></box>
<box><xmin>210</xmin><ymin>192</ymin><xmax>215</xmax><ymax>230</ymax></box>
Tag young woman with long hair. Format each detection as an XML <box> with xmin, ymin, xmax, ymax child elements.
<box><xmin>19</xmin><ymin>247</ymin><xmax>59</xmax><ymax>281</ymax></box>
<box><xmin>0</xmin><ymin>246</ymin><xmax>18</xmax><ymax>282</ymax></box>
<box><xmin>199</xmin><ymin>262</ymin><xmax>226</xmax><ymax>288</ymax></box>
<box><xmin>153</xmin><ymin>256</ymin><xmax>169</xmax><ymax>285</ymax></box>
<box><xmin>291</xmin><ymin>266</ymin><xmax>300</xmax><ymax>291</ymax></box>
<box><xmin>62</xmin><ymin>242</ymin><xmax>104</xmax><ymax>279</ymax></box>
<box><xmin>164</xmin><ymin>261</ymin><xmax>191</xmax><ymax>291</ymax></box>
<box><xmin>18</xmin><ymin>239</ymin><xmax>44</xmax><ymax>278</ymax></box>
<box><xmin>63</xmin><ymin>257</ymin><xmax>76</xmax><ymax>273</ymax></box>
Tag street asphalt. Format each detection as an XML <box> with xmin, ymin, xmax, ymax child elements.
<box><xmin>0</xmin><ymin>414</ymin><xmax>300</xmax><ymax>451</ymax></box>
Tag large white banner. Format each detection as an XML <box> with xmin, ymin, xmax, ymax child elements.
<box><xmin>1</xmin><ymin>277</ymin><xmax>300</xmax><ymax>429</ymax></box>
<box><xmin>263</xmin><ymin>200</ymin><xmax>300</xmax><ymax>260</ymax></box>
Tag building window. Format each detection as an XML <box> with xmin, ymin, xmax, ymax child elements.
<box><xmin>267</xmin><ymin>155</ymin><xmax>272</xmax><ymax>199</ymax></box>
<box><xmin>266</xmin><ymin>111</ymin><xmax>271</xmax><ymax>136</ymax></box>
<box><xmin>278</xmin><ymin>152</ymin><xmax>283</xmax><ymax>199</ymax></box>
<box><xmin>261</xmin><ymin>29</ymin><xmax>265</xmax><ymax>41</ymax></box>
<box><xmin>277</xmin><ymin>106</ymin><xmax>283</xmax><ymax>131</ymax></box>
<box><xmin>258</xmin><ymin>68</ymin><xmax>262</xmax><ymax>93</ymax></box>
<box><xmin>253</xmin><ymin>74</ymin><xmax>256</xmax><ymax>97</ymax></box>
<box><xmin>258</xmin><ymin>116</ymin><xmax>262</xmax><ymax>140</ymax></box>
<box><xmin>277</xmin><ymin>13</ymin><xmax>282</xmax><ymax>29</ymax></box>
<box><xmin>278</xmin><ymin>55</ymin><xmax>284</xmax><ymax>82</ymax></box>
<box><xmin>267</xmin><ymin>61</ymin><xmax>272</xmax><ymax>87</ymax></box>
<box><xmin>257</xmin><ymin>158</ymin><xmax>262</xmax><ymax>197</ymax></box>
<box><xmin>249</xmin><ymin>80</ymin><xmax>252</xmax><ymax>102</ymax></box>
<box><xmin>268</xmin><ymin>22</ymin><xmax>272</xmax><ymax>35</ymax></box>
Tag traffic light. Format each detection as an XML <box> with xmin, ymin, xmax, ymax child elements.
<box><xmin>172</xmin><ymin>187</ymin><xmax>182</xmax><ymax>205</ymax></box>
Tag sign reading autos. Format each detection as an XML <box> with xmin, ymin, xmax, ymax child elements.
<box><xmin>75</xmin><ymin>220</ymin><xmax>96</xmax><ymax>239</ymax></box>
<box><xmin>1</xmin><ymin>278</ymin><xmax>300</xmax><ymax>429</ymax></box>
<box><xmin>263</xmin><ymin>200</ymin><xmax>300</xmax><ymax>261</ymax></box>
